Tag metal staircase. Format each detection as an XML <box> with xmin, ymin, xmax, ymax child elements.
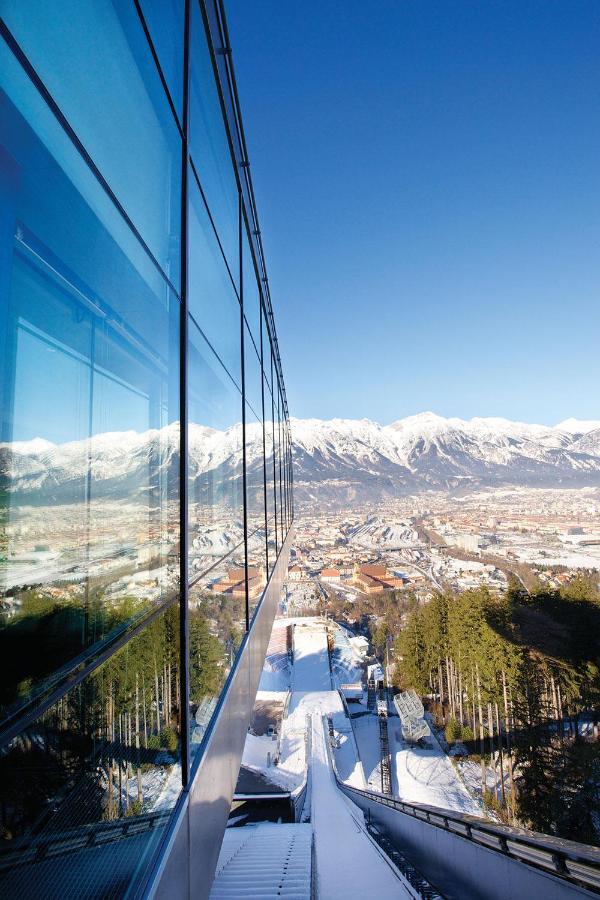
<box><xmin>378</xmin><ymin>713</ymin><xmax>392</xmax><ymax>794</ymax></box>
<box><xmin>367</xmin><ymin>677</ymin><xmax>376</xmax><ymax>711</ymax></box>
<box><xmin>209</xmin><ymin>823</ymin><xmax>313</xmax><ymax>899</ymax></box>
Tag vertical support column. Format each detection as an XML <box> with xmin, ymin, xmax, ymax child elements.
<box><xmin>240</xmin><ymin>197</ymin><xmax>250</xmax><ymax>632</ymax></box>
<box><xmin>179</xmin><ymin>0</ymin><xmax>191</xmax><ymax>788</ymax></box>
<box><xmin>271</xmin><ymin>353</ymin><xmax>278</xmax><ymax>557</ymax></box>
<box><xmin>260</xmin><ymin>301</ymin><xmax>269</xmax><ymax>576</ymax></box>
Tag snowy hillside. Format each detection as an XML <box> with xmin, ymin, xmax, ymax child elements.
<box><xmin>3</xmin><ymin>412</ymin><xmax>600</xmax><ymax>507</ymax></box>
<box><xmin>346</xmin><ymin>516</ymin><xmax>418</xmax><ymax>549</ymax></box>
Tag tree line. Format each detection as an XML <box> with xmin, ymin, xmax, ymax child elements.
<box><xmin>394</xmin><ymin>577</ymin><xmax>600</xmax><ymax>844</ymax></box>
<box><xmin>0</xmin><ymin>589</ymin><xmax>242</xmax><ymax>842</ymax></box>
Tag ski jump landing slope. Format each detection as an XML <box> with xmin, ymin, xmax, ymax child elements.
<box><xmin>290</xmin><ymin>620</ymin><xmax>413</xmax><ymax>899</ymax></box>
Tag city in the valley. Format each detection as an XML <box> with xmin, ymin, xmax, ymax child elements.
<box><xmin>286</xmin><ymin>485</ymin><xmax>600</xmax><ymax>614</ymax></box>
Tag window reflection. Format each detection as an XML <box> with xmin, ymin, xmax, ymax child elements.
<box><xmin>0</xmin><ymin>0</ymin><xmax>293</xmax><ymax>894</ymax></box>
<box><xmin>245</xmin><ymin>401</ymin><xmax>267</xmax><ymax>614</ymax></box>
<box><xmin>245</xmin><ymin>405</ymin><xmax>265</xmax><ymax>537</ymax></box>
<box><xmin>0</xmin><ymin>54</ymin><xmax>180</xmax><ymax>727</ymax></box>
<box><xmin>277</xmin><ymin>390</ymin><xmax>285</xmax><ymax>547</ymax></box>
<box><xmin>247</xmin><ymin>528</ymin><xmax>267</xmax><ymax>622</ymax></box>
<box><xmin>187</xmin><ymin>317</ymin><xmax>243</xmax><ymax>582</ymax></box>
<box><xmin>263</xmin><ymin>387</ymin><xmax>277</xmax><ymax>573</ymax></box>
<box><xmin>139</xmin><ymin>0</ymin><xmax>185</xmax><ymax>122</ymax></box>
<box><xmin>188</xmin><ymin>172</ymin><xmax>241</xmax><ymax>388</ymax></box>
<box><xmin>262</xmin><ymin>313</ymin><xmax>272</xmax><ymax>394</ymax></box>
<box><xmin>242</xmin><ymin>228</ymin><xmax>261</xmax><ymax>356</ymax></box>
<box><xmin>244</xmin><ymin>328</ymin><xmax>263</xmax><ymax>422</ymax></box>
<box><xmin>189</xmin><ymin>549</ymin><xmax>246</xmax><ymax>760</ymax></box>
<box><xmin>0</xmin><ymin>604</ymin><xmax>181</xmax><ymax>898</ymax></box>
<box><xmin>189</xmin><ymin>0</ymin><xmax>239</xmax><ymax>283</ymax></box>
<box><xmin>2</xmin><ymin>0</ymin><xmax>182</xmax><ymax>288</ymax></box>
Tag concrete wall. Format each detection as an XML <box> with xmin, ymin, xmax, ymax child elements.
<box><xmin>148</xmin><ymin>529</ymin><xmax>293</xmax><ymax>900</ymax></box>
<box><xmin>341</xmin><ymin>787</ymin><xmax>596</xmax><ymax>900</ymax></box>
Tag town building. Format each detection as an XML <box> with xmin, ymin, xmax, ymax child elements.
<box><xmin>352</xmin><ymin>562</ymin><xmax>405</xmax><ymax>593</ymax></box>
<box><xmin>321</xmin><ymin>567</ymin><xmax>341</xmax><ymax>581</ymax></box>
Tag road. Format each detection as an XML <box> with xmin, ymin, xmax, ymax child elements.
<box><xmin>396</xmin><ymin>552</ymin><xmax>444</xmax><ymax>591</ymax></box>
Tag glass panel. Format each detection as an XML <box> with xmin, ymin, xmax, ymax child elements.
<box><xmin>245</xmin><ymin>404</ymin><xmax>265</xmax><ymax>537</ymax></box>
<box><xmin>244</xmin><ymin>325</ymin><xmax>263</xmax><ymax>422</ymax></box>
<box><xmin>0</xmin><ymin>47</ymin><xmax>180</xmax><ymax>728</ymax></box>
<box><xmin>247</xmin><ymin>527</ymin><xmax>267</xmax><ymax>622</ymax></box>
<box><xmin>277</xmin><ymin>390</ymin><xmax>285</xmax><ymax>545</ymax></box>
<box><xmin>189</xmin><ymin>0</ymin><xmax>239</xmax><ymax>283</ymax></box>
<box><xmin>274</xmin><ymin>404</ymin><xmax>281</xmax><ymax>550</ymax></box>
<box><xmin>2</xmin><ymin>0</ymin><xmax>182</xmax><ymax>288</ymax></box>
<box><xmin>262</xmin><ymin>309</ymin><xmax>272</xmax><ymax>392</ymax></box>
<box><xmin>263</xmin><ymin>384</ymin><xmax>277</xmax><ymax>571</ymax></box>
<box><xmin>287</xmin><ymin>432</ymin><xmax>292</xmax><ymax>527</ymax></box>
<box><xmin>189</xmin><ymin>547</ymin><xmax>246</xmax><ymax>763</ymax></box>
<box><xmin>188</xmin><ymin>171</ymin><xmax>241</xmax><ymax>388</ymax></box>
<box><xmin>282</xmin><ymin>431</ymin><xmax>288</xmax><ymax>532</ymax></box>
<box><xmin>0</xmin><ymin>605</ymin><xmax>182</xmax><ymax>899</ymax></box>
<box><xmin>188</xmin><ymin>317</ymin><xmax>244</xmax><ymax>583</ymax></box>
<box><xmin>139</xmin><ymin>0</ymin><xmax>184</xmax><ymax>123</ymax></box>
<box><xmin>266</xmin><ymin>517</ymin><xmax>277</xmax><ymax>578</ymax></box>
<box><xmin>245</xmin><ymin>402</ymin><xmax>267</xmax><ymax>619</ymax></box>
<box><xmin>242</xmin><ymin>228</ymin><xmax>261</xmax><ymax>356</ymax></box>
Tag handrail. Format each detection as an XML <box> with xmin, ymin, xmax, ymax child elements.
<box><xmin>324</xmin><ymin>716</ymin><xmax>600</xmax><ymax>894</ymax></box>
<box><xmin>290</xmin><ymin>713</ymin><xmax>312</xmax><ymax>822</ymax></box>
<box><xmin>0</xmin><ymin>810</ymin><xmax>172</xmax><ymax>872</ymax></box>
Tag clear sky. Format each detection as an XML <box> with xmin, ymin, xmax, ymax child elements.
<box><xmin>228</xmin><ymin>0</ymin><xmax>600</xmax><ymax>426</ymax></box>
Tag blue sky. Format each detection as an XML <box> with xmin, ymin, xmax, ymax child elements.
<box><xmin>228</xmin><ymin>0</ymin><xmax>600</xmax><ymax>425</ymax></box>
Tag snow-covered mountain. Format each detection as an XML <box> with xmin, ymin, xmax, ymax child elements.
<box><xmin>555</xmin><ymin>418</ymin><xmax>600</xmax><ymax>435</ymax></box>
<box><xmin>289</xmin><ymin>413</ymin><xmax>600</xmax><ymax>502</ymax></box>
<box><xmin>2</xmin><ymin>413</ymin><xmax>600</xmax><ymax>507</ymax></box>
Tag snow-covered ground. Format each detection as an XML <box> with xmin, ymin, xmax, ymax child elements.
<box><xmin>310</xmin><ymin>714</ymin><xmax>413</xmax><ymax>898</ymax></box>
<box><xmin>332</xmin><ymin>714</ymin><xmax>365</xmax><ymax>789</ymax></box>
<box><xmin>352</xmin><ymin>714</ymin><xmax>385</xmax><ymax>791</ymax></box>
<box><xmin>347</xmin><ymin>516</ymin><xmax>420</xmax><ymax>550</ymax></box>
<box><xmin>388</xmin><ymin>720</ymin><xmax>483</xmax><ymax>816</ymax></box>
<box><xmin>456</xmin><ymin>757</ymin><xmax>508</xmax><ymax>813</ymax></box>
<box><xmin>240</xmin><ymin>611</ymin><xmax>487</xmax><ymax>900</ymax></box>
<box><xmin>238</xmin><ymin>617</ymin><xmax>415</xmax><ymax>895</ymax></box>
<box><xmin>288</xmin><ymin>619</ymin><xmax>413</xmax><ymax>897</ymax></box>
<box><xmin>292</xmin><ymin>621</ymin><xmax>333</xmax><ymax>692</ymax></box>
<box><xmin>257</xmin><ymin>653</ymin><xmax>290</xmax><ymax>692</ymax></box>
<box><xmin>240</xmin><ymin>731</ymin><xmax>300</xmax><ymax>790</ymax></box>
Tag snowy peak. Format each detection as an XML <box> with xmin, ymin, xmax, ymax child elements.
<box><xmin>289</xmin><ymin>413</ymin><xmax>600</xmax><ymax>502</ymax></box>
<box><xmin>555</xmin><ymin>418</ymin><xmax>600</xmax><ymax>435</ymax></box>
<box><xmin>3</xmin><ymin>412</ymin><xmax>600</xmax><ymax>506</ymax></box>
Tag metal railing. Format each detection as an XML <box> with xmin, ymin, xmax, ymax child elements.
<box><xmin>324</xmin><ymin>716</ymin><xmax>600</xmax><ymax>895</ymax></box>
<box><xmin>291</xmin><ymin>714</ymin><xmax>312</xmax><ymax>822</ymax></box>
<box><xmin>0</xmin><ymin>810</ymin><xmax>172</xmax><ymax>872</ymax></box>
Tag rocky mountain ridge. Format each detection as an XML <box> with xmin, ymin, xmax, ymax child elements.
<box><xmin>2</xmin><ymin>413</ymin><xmax>600</xmax><ymax>506</ymax></box>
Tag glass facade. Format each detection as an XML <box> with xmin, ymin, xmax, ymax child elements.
<box><xmin>0</xmin><ymin>1</ymin><xmax>292</xmax><ymax>897</ymax></box>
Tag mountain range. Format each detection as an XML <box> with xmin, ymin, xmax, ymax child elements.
<box><xmin>2</xmin><ymin>413</ymin><xmax>600</xmax><ymax>507</ymax></box>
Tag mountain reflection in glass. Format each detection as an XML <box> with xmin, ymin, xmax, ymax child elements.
<box><xmin>0</xmin><ymin>49</ymin><xmax>180</xmax><ymax>728</ymax></box>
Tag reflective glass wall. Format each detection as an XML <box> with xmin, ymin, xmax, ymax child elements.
<box><xmin>0</xmin><ymin>1</ymin><xmax>292</xmax><ymax>896</ymax></box>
